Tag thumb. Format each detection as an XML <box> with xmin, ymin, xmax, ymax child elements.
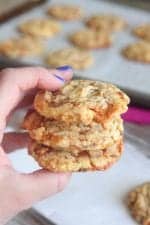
<box><xmin>19</xmin><ymin>170</ymin><xmax>71</xmax><ymax>209</ymax></box>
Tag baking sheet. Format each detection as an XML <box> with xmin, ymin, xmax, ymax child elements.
<box><xmin>0</xmin><ymin>0</ymin><xmax>46</xmax><ymax>23</ymax></box>
<box><xmin>0</xmin><ymin>0</ymin><xmax>150</xmax><ymax>102</ymax></box>
<box><xmin>4</xmin><ymin>2</ymin><xmax>150</xmax><ymax>223</ymax></box>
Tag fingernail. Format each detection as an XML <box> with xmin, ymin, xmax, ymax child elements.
<box><xmin>53</xmin><ymin>74</ymin><xmax>65</xmax><ymax>82</ymax></box>
<box><xmin>56</xmin><ymin>65</ymin><xmax>72</xmax><ymax>71</ymax></box>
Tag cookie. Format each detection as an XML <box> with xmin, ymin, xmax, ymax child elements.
<box><xmin>23</xmin><ymin>111</ymin><xmax>123</xmax><ymax>152</ymax></box>
<box><xmin>69</xmin><ymin>29</ymin><xmax>112</xmax><ymax>49</ymax></box>
<box><xmin>45</xmin><ymin>48</ymin><xmax>93</xmax><ymax>69</ymax></box>
<box><xmin>47</xmin><ymin>5</ymin><xmax>83</xmax><ymax>20</ymax></box>
<box><xmin>86</xmin><ymin>14</ymin><xmax>126</xmax><ymax>32</ymax></box>
<box><xmin>133</xmin><ymin>24</ymin><xmax>150</xmax><ymax>42</ymax></box>
<box><xmin>29</xmin><ymin>138</ymin><xmax>123</xmax><ymax>172</ymax></box>
<box><xmin>122</xmin><ymin>41</ymin><xmax>150</xmax><ymax>63</ymax></box>
<box><xmin>34</xmin><ymin>80</ymin><xmax>130</xmax><ymax>125</ymax></box>
<box><xmin>0</xmin><ymin>36</ymin><xmax>43</xmax><ymax>58</ymax></box>
<box><xmin>18</xmin><ymin>18</ymin><xmax>61</xmax><ymax>38</ymax></box>
<box><xmin>127</xmin><ymin>183</ymin><xmax>150</xmax><ymax>225</ymax></box>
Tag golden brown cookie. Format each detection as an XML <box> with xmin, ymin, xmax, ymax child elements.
<box><xmin>47</xmin><ymin>5</ymin><xmax>83</xmax><ymax>20</ymax></box>
<box><xmin>122</xmin><ymin>41</ymin><xmax>150</xmax><ymax>63</ymax></box>
<box><xmin>45</xmin><ymin>48</ymin><xmax>93</xmax><ymax>69</ymax></box>
<box><xmin>29</xmin><ymin>138</ymin><xmax>123</xmax><ymax>172</ymax></box>
<box><xmin>18</xmin><ymin>18</ymin><xmax>61</xmax><ymax>38</ymax></box>
<box><xmin>133</xmin><ymin>24</ymin><xmax>150</xmax><ymax>42</ymax></box>
<box><xmin>86</xmin><ymin>14</ymin><xmax>126</xmax><ymax>32</ymax></box>
<box><xmin>0</xmin><ymin>36</ymin><xmax>43</xmax><ymax>58</ymax></box>
<box><xmin>69</xmin><ymin>29</ymin><xmax>112</xmax><ymax>49</ymax></box>
<box><xmin>127</xmin><ymin>183</ymin><xmax>150</xmax><ymax>225</ymax></box>
<box><xmin>23</xmin><ymin>111</ymin><xmax>123</xmax><ymax>152</ymax></box>
<box><xmin>34</xmin><ymin>80</ymin><xmax>130</xmax><ymax>125</ymax></box>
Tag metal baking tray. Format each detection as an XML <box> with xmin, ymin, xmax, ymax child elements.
<box><xmin>106</xmin><ymin>0</ymin><xmax>150</xmax><ymax>11</ymax></box>
<box><xmin>0</xmin><ymin>0</ymin><xmax>47</xmax><ymax>23</ymax></box>
<box><xmin>0</xmin><ymin>0</ymin><xmax>150</xmax><ymax>107</ymax></box>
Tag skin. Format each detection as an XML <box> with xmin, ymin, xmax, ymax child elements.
<box><xmin>0</xmin><ymin>67</ymin><xmax>73</xmax><ymax>224</ymax></box>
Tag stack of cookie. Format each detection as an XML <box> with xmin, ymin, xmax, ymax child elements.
<box><xmin>23</xmin><ymin>80</ymin><xmax>130</xmax><ymax>172</ymax></box>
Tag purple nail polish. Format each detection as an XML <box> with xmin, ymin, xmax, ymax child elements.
<box><xmin>56</xmin><ymin>65</ymin><xmax>72</xmax><ymax>71</ymax></box>
<box><xmin>53</xmin><ymin>74</ymin><xmax>65</xmax><ymax>82</ymax></box>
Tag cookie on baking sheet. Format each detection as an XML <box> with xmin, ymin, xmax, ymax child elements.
<box><xmin>29</xmin><ymin>138</ymin><xmax>123</xmax><ymax>172</ymax></box>
<box><xmin>133</xmin><ymin>24</ymin><xmax>150</xmax><ymax>42</ymax></box>
<box><xmin>47</xmin><ymin>5</ymin><xmax>83</xmax><ymax>20</ymax></box>
<box><xmin>69</xmin><ymin>29</ymin><xmax>112</xmax><ymax>49</ymax></box>
<box><xmin>0</xmin><ymin>36</ymin><xmax>43</xmax><ymax>58</ymax></box>
<box><xmin>22</xmin><ymin>111</ymin><xmax>123</xmax><ymax>152</ymax></box>
<box><xmin>127</xmin><ymin>182</ymin><xmax>150</xmax><ymax>225</ymax></box>
<box><xmin>34</xmin><ymin>80</ymin><xmax>130</xmax><ymax>125</ymax></box>
<box><xmin>45</xmin><ymin>48</ymin><xmax>93</xmax><ymax>69</ymax></box>
<box><xmin>18</xmin><ymin>18</ymin><xmax>61</xmax><ymax>38</ymax></box>
<box><xmin>86</xmin><ymin>14</ymin><xmax>126</xmax><ymax>32</ymax></box>
<box><xmin>122</xmin><ymin>41</ymin><xmax>150</xmax><ymax>63</ymax></box>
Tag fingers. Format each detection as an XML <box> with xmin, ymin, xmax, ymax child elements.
<box><xmin>0</xmin><ymin>66</ymin><xmax>72</xmax><ymax>91</ymax></box>
<box><xmin>0</xmin><ymin>66</ymin><xmax>73</xmax><ymax>213</ymax></box>
<box><xmin>2</xmin><ymin>132</ymin><xmax>29</xmax><ymax>153</ymax></box>
<box><xmin>0</xmin><ymin>145</ymin><xmax>71</xmax><ymax>220</ymax></box>
<box><xmin>0</xmin><ymin>66</ymin><xmax>73</xmax><ymax>140</ymax></box>
<box><xmin>19</xmin><ymin>170</ymin><xmax>71</xmax><ymax>208</ymax></box>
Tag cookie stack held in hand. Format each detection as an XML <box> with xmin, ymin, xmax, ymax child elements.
<box><xmin>23</xmin><ymin>80</ymin><xmax>130</xmax><ymax>172</ymax></box>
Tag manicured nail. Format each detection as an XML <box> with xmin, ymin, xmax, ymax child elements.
<box><xmin>56</xmin><ymin>65</ymin><xmax>72</xmax><ymax>71</ymax></box>
<box><xmin>53</xmin><ymin>74</ymin><xmax>65</xmax><ymax>82</ymax></box>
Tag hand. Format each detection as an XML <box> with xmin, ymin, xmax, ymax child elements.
<box><xmin>0</xmin><ymin>66</ymin><xmax>73</xmax><ymax>224</ymax></box>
